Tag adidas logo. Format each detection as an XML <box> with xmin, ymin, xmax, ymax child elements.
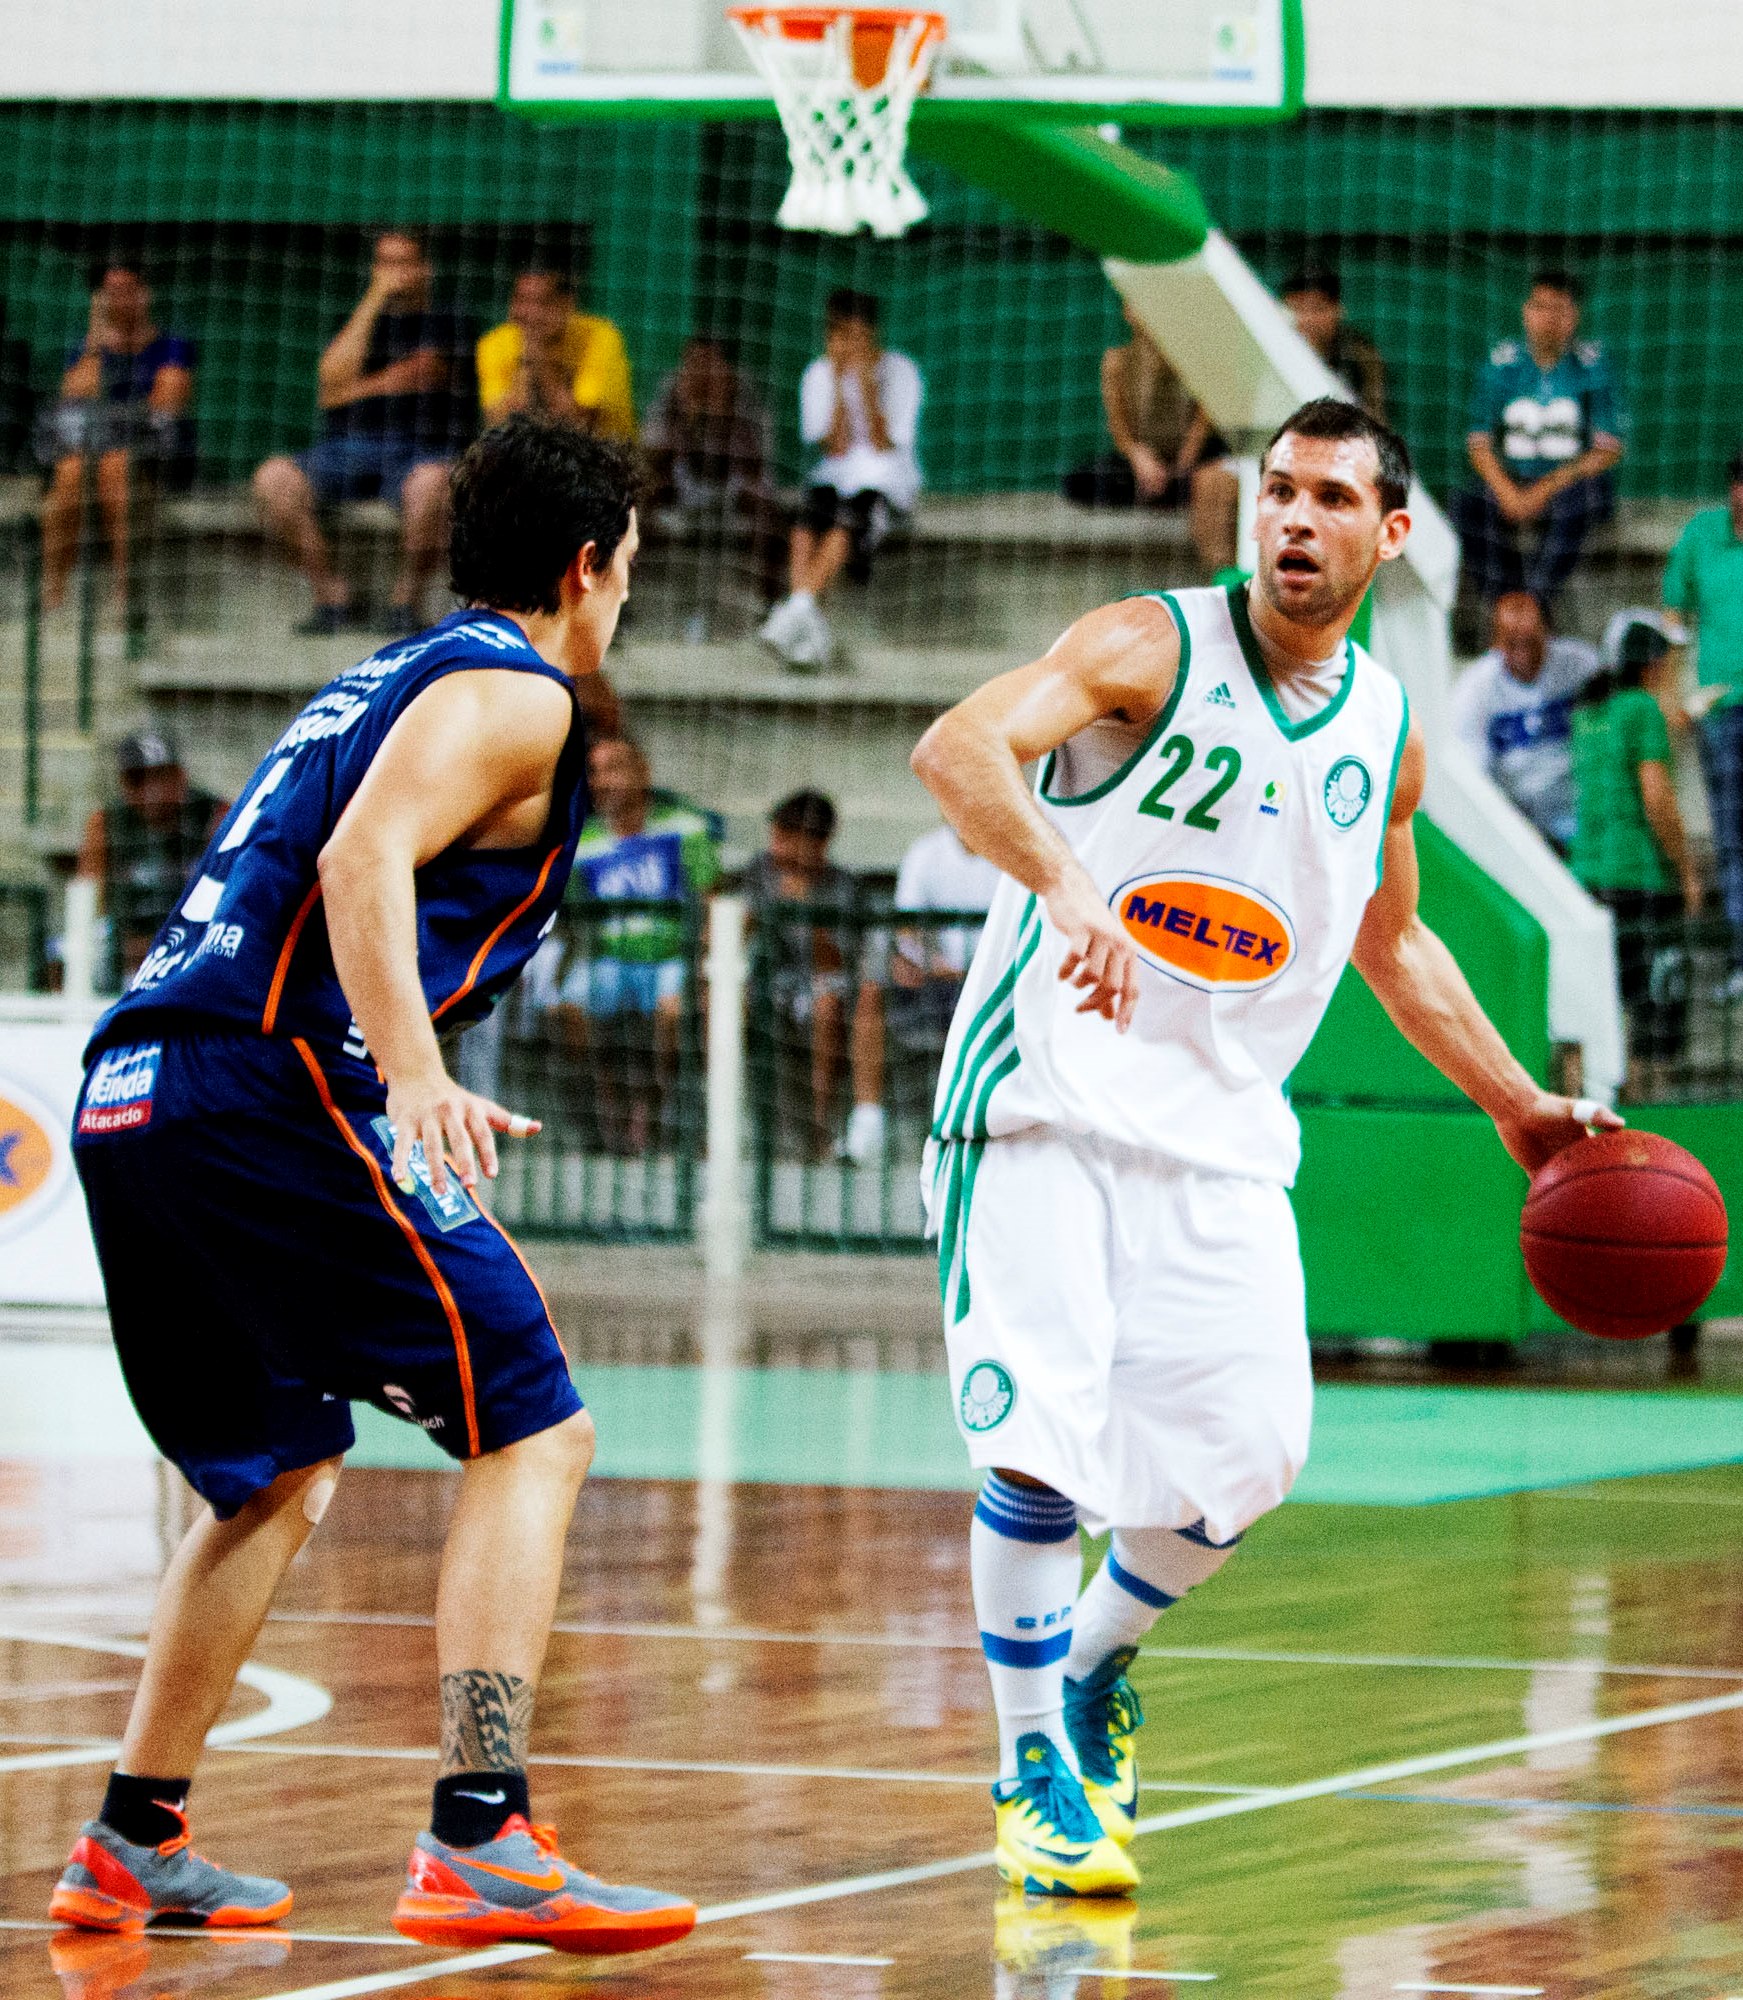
<box><xmin>1205</xmin><ymin>682</ymin><xmax>1237</xmax><ymax>709</ymax></box>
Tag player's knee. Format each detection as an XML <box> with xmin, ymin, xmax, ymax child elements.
<box><xmin>521</xmin><ymin>1407</ymin><xmax>596</xmax><ymax>1482</ymax></box>
<box><xmin>241</xmin><ymin>1455</ymin><xmax>344</xmax><ymax>1534</ymax></box>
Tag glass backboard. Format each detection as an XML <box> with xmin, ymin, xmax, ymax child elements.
<box><xmin>500</xmin><ymin>0</ymin><xmax>1302</xmax><ymax>122</ymax></box>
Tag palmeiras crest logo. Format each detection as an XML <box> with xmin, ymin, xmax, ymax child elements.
<box><xmin>1323</xmin><ymin>756</ymin><xmax>1372</xmax><ymax>829</ymax></box>
<box><xmin>959</xmin><ymin>1360</ymin><xmax>1015</xmax><ymax>1433</ymax></box>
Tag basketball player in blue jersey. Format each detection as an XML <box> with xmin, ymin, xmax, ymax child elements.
<box><xmin>52</xmin><ymin>417</ymin><xmax>696</xmax><ymax>1955</ymax></box>
<box><xmin>913</xmin><ymin>400</ymin><xmax>1619</xmax><ymax>1903</ymax></box>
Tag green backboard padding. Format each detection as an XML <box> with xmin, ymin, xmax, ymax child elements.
<box><xmin>911</xmin><ymin>117</ymin><xmax>1209</xmax><ymax>265</ymax></box>
<box><xmin>1293</xmin><ymin>817</ymin><xmax>1552</xmax><ymax>1103</ymax></box>
<box><xmin>1294</xmin><ymin>1105</ymin><xmax>1533</xmax><ymax>1339</ymax></box>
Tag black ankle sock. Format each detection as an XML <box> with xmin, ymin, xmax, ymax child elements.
<box><xmin>430</xmin><ymin>1771</ymin><xmax>530</xmax><ymax>1848</ymax></box>
<box><xmin>100</xmin><ymin>1772</ymin><xmax>190</xmax><ymax>1848</ymax></box>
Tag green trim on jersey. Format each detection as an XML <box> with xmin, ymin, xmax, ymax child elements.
<box><xmin>1227</xmin><ymin>580</ymin><xmax>1357</xmax><ymax>743</ymax></box>
<box><xmin>932</xmin><ymin>895</ymin><xmax>1041</xmax><ymax>1142</ymax></box>
<box><xmin>1038</xmin><ymin>593</ymin><xmax>1192</xmax><ymax>807</ymax></box>
<box><xmin>1375</xmin><ymin>690</ymin><xmax>1413</xmax><ymax>888</ymax></box>
<box><xmin>936</xmin><ymin>1137</ymin><xmax>987</xmax><ymax>1327</ymax></box>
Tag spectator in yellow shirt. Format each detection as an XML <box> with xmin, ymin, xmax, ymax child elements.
<box><xmin>475</xmin><ymin>270</ymin><xmax>634</xmax><ymax>440</ymax></box>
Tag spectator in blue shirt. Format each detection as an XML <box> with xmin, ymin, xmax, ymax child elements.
<box><xmin>1450</xmin><ymin>270</ymin><xmax>1626</xmax><ymax>613</ymax></box>
<box><xmin>38</xmin><ymin>264</ymin><xmax>196</xmax><ymax>612</ymax></box>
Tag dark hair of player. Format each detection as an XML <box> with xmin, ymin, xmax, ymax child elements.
<box><xmin>1263</xmin><ymin>396</ymin><xmax>1412</xmax><ymax>516</ymax></box>
<box><xmin>448</xmin><ymin>416</ymin><xmax>637</xmax><ymax>616</ymax></box>
<box><xmin>1529</xmin><ymin>267</ymin><xmax>1583</xmax><ymax>306</ymax></box>
<box><xmin>825</xmin><ymin>287</ymin><xmax>880</xmax><ymax>331</ymax></box>
<box><xmin>770</xmin><ymin>789</ymin><xmax>837</xmax><ymax>841</ymax></box>
<box><xmin>1281</xmin><ymin>265</ymin><xmax>1341</xmax><ymax>301</ymax></box>
<box><xmin>1726</xmin><ymin>446</ymin><xmax>1743</xmax><ymax>484</ymax></box>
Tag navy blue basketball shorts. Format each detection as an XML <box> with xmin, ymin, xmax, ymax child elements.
<box><xmin>72</xmin><ymin>1031</ymin><xmax>583</xmax><ymax>1519</ymax></box>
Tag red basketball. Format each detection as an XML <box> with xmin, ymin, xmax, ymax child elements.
<box><xmin>1521</xmin><ymin>1130</ymin><xmax>1728</xmax><ymax>1340</ymax></box>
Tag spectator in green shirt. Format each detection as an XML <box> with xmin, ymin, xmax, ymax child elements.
<box><xmin>1451</xmin><ymin>269</ymin><xmax>1625</xmax><ymax>613</ymax></box>
<box><xmin>530</xmin><ymin>736</ymin><xmax>720</xmax><ymax>1152</ymax></box>
<box><xmin>1664</xmin><ymin>449</ymin><xmax>1743</xmax><ymax>990</ymax></box>
<box><xmin>1570</xmin><ymin>618</ymin><xmax>1700</xmax><ymax>1097</ymax></box>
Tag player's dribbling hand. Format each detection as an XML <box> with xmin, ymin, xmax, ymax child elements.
<box><xmin>1495</xmin><ymin>1092</ymin><xmax>1624</xmax><ymax>1176</ymax></box>
<box><xmin>1046</xmin><ymin>872</ymin><xmax>1140</xmax><ymax>1033</ymax></box>
<box><xmin>386</xmin><ymin>1072</ymin><xmax>542</xmax><ymax>1198</ymax></box>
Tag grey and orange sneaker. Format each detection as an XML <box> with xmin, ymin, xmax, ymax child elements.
<box><xmin>49</xmin><ymin>1811</ymin><xmax>291</xmax><ymax>1931</ymax></box>
<box><xmin>392</xmin><ymin>1815</ymin><xmax>696</xmax><ymax>1956</ymax></box>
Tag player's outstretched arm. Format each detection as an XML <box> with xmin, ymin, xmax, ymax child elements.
<box><xmin>1348</xmin><ymin>724</ymin><xmax>1622</xmax><ymax>1174</ymax></box>
<box><xmin>318</xmin><ymin>669</ymin><xmax>574</xmax><ymax>1195</ymax></box>
<box><xmin>911</xmin><ymin>596</ymin><xmax>1181</xmax><ymax>1031</ymax></box>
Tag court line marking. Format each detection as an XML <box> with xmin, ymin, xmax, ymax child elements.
<box><xmin>0</xmin><ymin>1625</ymin><xmax>330</xmax><ymax>1775</ymax></box>
<box><xmin>262</xmin><ymin>1611</ymin><xmax>1743</xmax><ymax>1683</ymax></box>
<box><xmin>245</xmin><ymin>1680</ymin><xmax>1743</xmax><ymax>2000</ymax></box>
<box><xmin>745</xmin><ymin>1951</ymin><xmax>896</xmax><ymax>1966</ymax></box>
<box><xmin>1399</xmin><ymin>1984</ymin><xmax>1543</xmax><ymax>2000</ymax></box>
<box><xmin>216</xmin><ymin>1739</ymin><xmax>1262</xmax><ymax>1795</ymax></box>
<box><xmin>1352</xmin><ymin>1787</ymin><xmax>1743</xmax><ymax>1820</ymax></box>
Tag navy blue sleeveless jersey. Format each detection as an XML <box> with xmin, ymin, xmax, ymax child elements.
<box><xmin>87</xmin><ymin>609</ymin><xmax>588</xmax><ymax>1065</ymax></box>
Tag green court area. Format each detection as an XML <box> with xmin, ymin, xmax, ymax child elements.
<box><xmin>349</xmin><ymin>1367</ymin><xmax>1743</xmax><ymax>1503</ymax></box>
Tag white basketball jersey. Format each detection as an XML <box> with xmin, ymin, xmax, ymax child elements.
<box><xmin>931</xmin><ymin>582</ymin><xmax>1411</xmax><ymax>1186</ymax></box>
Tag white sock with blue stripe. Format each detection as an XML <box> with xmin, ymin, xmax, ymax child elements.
<box><xmin>971</xmin><ymin>1473</ymin><xmax>1084</xmax><ymax>1783</ymax></box>
<box><xmin>1064</xmin><ymin>1521</ymin><xmax>1242</xmax><ymax>1683</ymax></box>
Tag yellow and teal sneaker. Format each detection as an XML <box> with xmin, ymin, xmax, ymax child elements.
<box><xmin>992</xmin><ymin>1734</ymin><xmax>1140</xmax><ymax>1897</ymax></box>
<box><xmin>993</xmin><ymin>1885</ymin><xmax>1137</xmax><ymax>1978</ymax></box>
<box><xmin>1064</xmin><ymin>1645</ymin><xmax>1144</xmax><ymax>1845</ymax></box>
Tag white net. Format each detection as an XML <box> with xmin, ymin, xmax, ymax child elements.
<box><xmin>727</xmin><ymin>7</ymin><xmax>944</xmax><ymax>238</ymax></box>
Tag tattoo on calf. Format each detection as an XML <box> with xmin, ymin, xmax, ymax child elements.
<box><xmin>440</xmin><ymin>1669</ymin><xmax>534</xmax><ymax>1774</ymax></box>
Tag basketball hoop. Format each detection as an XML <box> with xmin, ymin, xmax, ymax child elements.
<box><xmin>726</xmin><ymin>5</ymin><xmax>947</xmax><ymax>238</ymax></box>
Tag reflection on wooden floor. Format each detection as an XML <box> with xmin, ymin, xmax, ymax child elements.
<box><xmin>4</xmin><ymin>1459</ymin><xmax>1743</xmax><ymax>1997</ymax></box>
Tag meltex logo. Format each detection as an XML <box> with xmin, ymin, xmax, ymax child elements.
<box><xmin>1114</xmin><ymin>871</ymin><xmax>1296</xmax><ymax>993</ymax></box>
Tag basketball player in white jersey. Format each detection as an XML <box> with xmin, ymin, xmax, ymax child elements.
<box><xmin>913</xmin><ymin>398</ymin><xmax>1617</xmax><ymax>1898</ymax></box>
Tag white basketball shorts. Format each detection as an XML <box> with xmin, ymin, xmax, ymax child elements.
<box><xmin>929</xmin><ymin>1127</ymin><xmax>1311</xmax><ymax>1543</ymax></box>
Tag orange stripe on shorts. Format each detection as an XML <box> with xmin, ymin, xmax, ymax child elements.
<box><xmin>291</xmin><ymin>1037</ymin><xmax>481</xmax><ymax>1457</ymax></box>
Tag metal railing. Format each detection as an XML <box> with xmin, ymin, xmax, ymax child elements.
<box><xmin>748</xmin><ymin>903</ymin><xmax>989</xmax><ymax>1252</ymax></box>
<box><xmin>0</xmin><ymin>878</ymin><xmax>48</xmax><ymax>992</ymax></box>
<box><xmin>470</xmin><ymin>896</ymin><xmax>706</xmax><ymax>1243</ymax></box>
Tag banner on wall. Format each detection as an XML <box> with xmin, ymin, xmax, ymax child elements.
<box><xmin>0</xmin><ymin>1001</ymin><xmax>104</xmax><ymax>1309</ymax></box>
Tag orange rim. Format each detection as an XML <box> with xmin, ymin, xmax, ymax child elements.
<box><xmin>728</xmin><ymin>4</ymin><xmax>945</xmax><ymax>89</ymax></box>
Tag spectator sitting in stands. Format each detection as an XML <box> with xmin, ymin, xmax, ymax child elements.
<box><xmin>1570</xmin><ymin>616</ymin><xmax>1700</xmax><ymax>1099</ymax></box>
<box><xmin>643</xmin><ymin>332</ymin><xmax>784</xmax><ymax>613</ymax></box>
<box><xmin>1450</xmin><ymin>269</ymin><xmax>1626</xmax><ymax>613</ymax></box>
<box><xmin>252</xmin><ymin>230</ymin><xmax>475</xmax><ymax>638</ymax></box>
<box><xmin>1451</xmin><ymin>590</ymin><xmax>1600</xmax><ymax>853</ymax></box>
<box><xmin>533</xmin><ymin>736</ymin><xmax>719</xmax><ymax>1154</ymax></box>
<box><xmin>1663</xmin><ymin>450</ymin><xmax>1743</xmax><ymax>999</ymax></box>
<box><xmin>1280</xmin><ymin>266</ymin><xmax>1388</xmax><ymax>420</ymax></box>
<box><xmin>888</xmin><ymin>819</ymin><xmax>1001</xmax><ymax>1044</ymax></box>
<box><xmin>75</xmin><ymin>728</ymin><xmax>228</xmax><ymax>988</ymax></box>
<box><xmin>744</xmin><ymin>789</ymin><xmax>886</xmax><ymax>1163</ymax></box>
<box><xmin>1062</xmin><ymin>304</ymin><xmax>1238</xmax><ymax>574</ymax></box>
<box><xmin>39</xmin><ymin>263</ymin><xmax>196</xmax><ymax>612</ymax></box>
<box><xmin>759</xmin><ymin>290</ymin><xmax>923</xmax><ymax>672</ymax></box>
<box><xmin>476</xmin><ymin>269</ymin><xmax>634</xmax><ymax>441</ymax></box>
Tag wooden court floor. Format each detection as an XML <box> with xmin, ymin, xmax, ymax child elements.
<box><xmin>4</xmin><ymin>1454</ymin><xmax>1743</xmax><ymax>1998</ymax></box>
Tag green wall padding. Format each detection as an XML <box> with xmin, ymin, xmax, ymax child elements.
<box><xmin>1293</xmin><ymin>817</ymin><xmax>1553</xmax><ymax>1103</ymax></box>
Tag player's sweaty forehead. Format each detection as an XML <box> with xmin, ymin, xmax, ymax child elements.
<box><xmin>1260</xmin><ymin>432</ymin><xmax>1385</xmax><ymax>514</ymax></box>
